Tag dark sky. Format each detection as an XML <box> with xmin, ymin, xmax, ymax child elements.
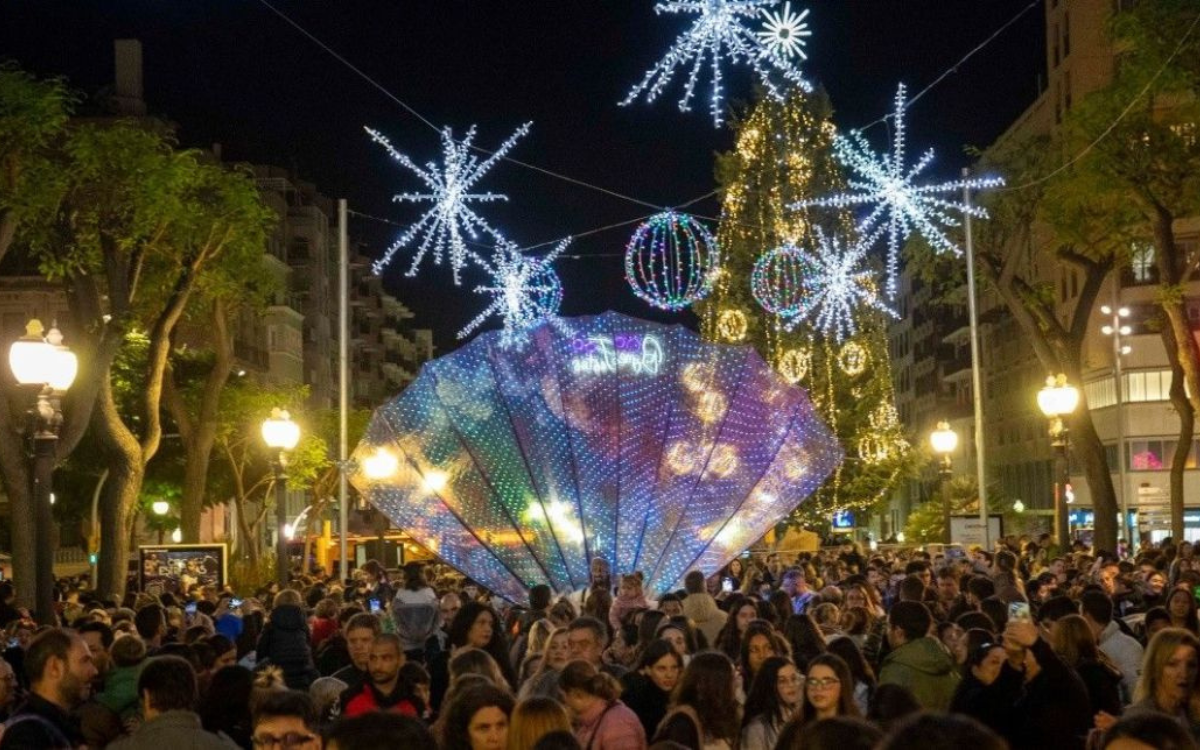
<box><xmin>0</xmin><ymin>0</ymin><xmax>1046</xmax><ymax>347</ymax></box>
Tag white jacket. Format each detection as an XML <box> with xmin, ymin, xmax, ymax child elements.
<box><xmin>1098</xmin><ymin>620</ymin><xmax>1143</xmax><ymax>705</ymax></box>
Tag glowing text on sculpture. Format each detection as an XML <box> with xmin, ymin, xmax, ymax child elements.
<box><xmin>569</xmin><ymin>333</ymin><xmax>665</xmax><ymax>376</ymax></box>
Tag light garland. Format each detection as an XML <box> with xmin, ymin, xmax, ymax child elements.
<box><xmin>717</xmin><ymin>308</ymin><xmax>749</xmax><ymax>341</ymax></box>
<box><xmin>777</xmin><ymin>347</ymin><xmax>811</xmax><ymax>383</ymax></box>
<box><xmin>365</xmin><ymin>122</ymin><xmax>531</xmax><ymax>283</ymax></box>
<box><xmin>837</xmin><ymin>340</ymin><xmax>868</xmax><ymax>377</ymax></box>
<box><xmin>458</xmin><ymin>239</ymin><xmax>569</xmax><ymax>349</ymax></box>
<box><xmin>624</xmin><ymin>211</ymin><xmax>721</xmax><ymax>311</ymax></box>
<box><xmin>620</xmin><ymin>0</ymin><xmax>813</xmax><ymax>127</ymax></box>
<box><xmin>792</xmin><ymin>83</ymin><xmax>1004</xmax><ymax>296</ymax></box>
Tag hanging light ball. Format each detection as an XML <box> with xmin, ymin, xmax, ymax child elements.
<box><xmin>717</xmin><ymin>309</ymin><xmax>748</xmax><ymax>342</ymax></box>
<box><xmin>838</xmin><ymin>341</ymin><xmax>869</xmax><ymax>376</ymax></box>
<box><xmin>777</xmin><ymin>347</ymin><xmax>811</xmax><ymax>384</ymax></box>
<box><xmin>625</xmin><ymin>211</ymin><xmax>720</xmax><ymax>311</ymax></box>
<box><xmin>751</xmin><ymin>243</ymin><xmax>818</xmax><ymax>317</ymax></box>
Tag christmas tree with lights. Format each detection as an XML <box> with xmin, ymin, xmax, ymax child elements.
<box><xmin>699</xmin><ymin>90</ymin><xmax>913</xmax><ymax>531</ymax></box>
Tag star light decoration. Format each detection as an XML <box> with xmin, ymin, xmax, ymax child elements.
<box><xmin>757</xmin><ymin>2</ymin><xmax>811</xmax><ymax>60</ymax></box>
<box><xmin>778</xmin><ymin>228</ymin><xmax>895</xmax><ymax>342</ymax></box>
<box><xmin>458</xmin><ymin>239</ymin><xmax>570</xmax><ymax>349</ymax></box>
<box><xmin>621</xmin><ymin>0</ymin><xmax>813</xmax><ymax>127</ymax></box>
<box><xmin>793</xmin><ymin>83</ymin><xmax>1004</xmax><ymax>296</ymax></box>
<box><xmin>365</xmin><ymin>122</ymin><xmax>532</xmax><ymax>283</ymax></box>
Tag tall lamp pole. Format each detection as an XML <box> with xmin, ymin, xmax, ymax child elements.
<box><xmin>1101</xmin><ymin>298</ymin><xmax>1134</xmax><ymax>552</ymax></box>
<box><xmin>262</xmin><ymin>409</ymin><xmax>301</xmax><ymax>587</ymax></box>
<box><xmin>930</xmin><ymin>421</ymin><xmax>959</xmax><ymax>544</ymax></box>
<box><xmin>1038</xmin><ymin>374</ymin><xmax>1080</xmax><ymax>551</ymax></box>
<box><xmin>8</xmin><ymin>320</ymin><xmax>77</xmax><ymax>626</ymax></box>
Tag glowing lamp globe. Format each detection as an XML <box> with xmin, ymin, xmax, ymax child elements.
<box><xmin>152</xmin><ymin>500</ymin><xmax>170</xmax><ymax>516</ymax></box>
<box><xmin>362</xmin><ymin>448</ymin><xmax>400</xmax><ymax>480</ymax></box>
<box><xmin>8</xmin><ymin>320</ymin><xmax>56</xmax><ymax>387</ymax></box>
<box><xmin>929</xmin><ymin>421</ymin><xmax>958</xmax><ymax>456</ymax></box>
<box><xmin>624</xmin><ymin>211</ymin><xmax>719</xmax><ymax>311</ymax></box>
<box><xmin>262</xmin><ymin>409</ymin><xmax>301</xmax><ymax>451</ymax></box>
<box><xmin>45</xmin><ymin>324</ymin><xmax>78</xmax><ymax>391</ymax></box>
<box><xmin>1037</xmin><ymin>375</ymin><xmax>1079</xmax><ymax>418</ymax></box>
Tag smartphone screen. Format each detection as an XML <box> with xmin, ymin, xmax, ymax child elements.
<box><xmin>185</xmin><ymin>602</ymin><xmax>197</xmax><ymax>615</ymax></box>
<box><xmin>230</xmin><ymin>598</ymin><xmax>243</xmax><ymax>609</ymax></box>
<box><xmin>1009</xmin><ymin>601</ymin><xmax>1032</xmax><ymax>623</ymax></box>
<box><xmin>369</xmin><ymin>598</ymin><xmax>381</xmax><ymax>614</ymax></box>
<box><xmin>722</xmin><ymin>578</ymin><xmax>734</xmax><ymax>593</ymax></box>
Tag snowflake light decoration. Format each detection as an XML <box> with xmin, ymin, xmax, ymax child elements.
<box><xmin>365</xmin><ymin>122</ymin><xmax>532</xmax><ymax>283</ymax></box>
<box><xmin>793</xmin><ymin>83</ymin><xmax>1004</xmax><ymax>296</ymax></box>
<box><xmin>458</xmin><ymin>239</ymin><xmax>570</xmax><ymax>349</ymax></box>
<box><xmin>621</xmin><ymin>0</ymin><xmax>813</xmax><ymax>127</ymax></box>
<box><xmin>780</xmin><ymin>228</ymin><xmax>895</xmax><ymax>342</ymax></box>
<box><xmin>758</xmin><ymin>2</ymin><xmax>811</xmax><ymax>60</ymax></box>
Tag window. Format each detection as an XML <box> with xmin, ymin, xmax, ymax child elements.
<box><xmin>1129</xmin><ymin>243</ymin><xmax>1157</xmax><ymax>284</ymax></box>
<box><xmin>1065</xmin><ymin>69</ymin><xmax>1073</xmax><ymax>111</ymax></box>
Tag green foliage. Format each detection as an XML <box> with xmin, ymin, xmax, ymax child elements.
<box><xmin>902</xmin><ymin>475</ymin><xmax>1026</xmax><ymax>545</ymax></box>
<box><xmin>702</xmin><ymin>90</ymin><xmax>915</xmax><ymax>529</ymax></box>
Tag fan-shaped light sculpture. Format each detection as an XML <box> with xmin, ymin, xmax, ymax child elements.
<box><xmin>350</xmin><ymin>312</ymin><xmax>842</xmax><ymax>604</ymax></box>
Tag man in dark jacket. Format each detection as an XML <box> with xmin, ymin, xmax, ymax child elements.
<box><xmin>257</xmin><ymin>591</ymin><xmax>318</xmax><ymax>690</ymax></box>
<box><xmin>0</xmin><ymin>628</ymin><xmax>96</xmax><ymax>749</ymax></box>
<box><xmin>338</xmin><ymin>635</ymin><xmax>420</xmax><ymax>718</ymax></box>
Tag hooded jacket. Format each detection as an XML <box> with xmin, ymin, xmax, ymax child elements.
<box><xmin>391</xmin><ymin>587</ymin><xmax>440</xmax><ymax>653</ymax></box>
<box><xmin>878</xmin><ymin>636</ymin><xmax>960</xmax><ymax>711</ymax></box>
<box><xmin>681</xmin><ymin>593</ymin><xmax>727</xmax><ymax>648</ymax></box>
<box><xmin>256</xmin><ymin>604</ymin><xmax>318</xmax><ymax>690</ymax></box>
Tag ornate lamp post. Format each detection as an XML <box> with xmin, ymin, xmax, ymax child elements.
<box><xmin>1038</xmin><ymin>374</ymin><xmax>1080</xmax><ymax>551</ymax></box>
<box><xmin>8</xmin><ymin>320</ymin><xmax>77</xmax><ymax>625</ymax></box>
<box><xmin>262</xmin><ymin>409</ymin><xmax>301</xmax><ymax>587</ymax></box>
<box><xmin>930</xmin><ymin>421</ymin><xmax>958</xmax><ymax>544</ymax></box>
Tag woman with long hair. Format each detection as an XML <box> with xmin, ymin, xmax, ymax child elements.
<box><xmin>506</xmin><ymin>696</ymin><xmax>573</xmax><ymax>750</ymax></box>
<box><xmin>560</xmin><ymin>660</ymin><xmax>647</xmax><ymax>749</ymax></box>
<box><xmin>652</xmin><ymin>652</ymin><xmax>741</xmax><ymax>749</ymax></box>
<box><xmin>1165</xmin><ymin>588</ymin><xmax>1200</xmax><ymax>635</ymax></box>
<box><xmin>619</xmin><ymin>641</ymin><xmax>682</xmax><ymax>740</ymax></box>
<box><xmin>740</xmin><ymin>656</ymin><xmax>801</xmax><ymax>750</ymax></box>
<box><xmin>740</xmin><ymin>620</ymin><xmax>789</xmax><ymax>686</ymax></box>
<box><xmin>450</xmin><ymin>647</ymin><xmax>511</xmax><ymax>689</ymax></box>
<box><xmin>783</xmin><ymin>614</ymin><xmax>826</xmax><ymax>672</ymax></box>
<box><xmin>825</xmin><ymin>636</ymin><xmax>876</xmax><ymax>715</ymax></box>
<box><xmin>519</xmin><ymin>627</ymin><xmax>571</xmax><ymax>701</ymax></box>
<box><xmin>656</xmin><ymin>617</ymin><xmax>702</xmax><ymax>663</ymax></box>
<box><xmin>714</xmin><ymin>595</ymin><xmax>758</xmax><ymax>661</ymax></box>
<box><xmin>441</xmin><ymin>682</ymin><xmax>515</xmax><ymax>750</ymax></box>
<box><xmin>790</xmin><ymin>654</ymin><xmax>859</xmax><ymax>731</ymax></box>
<box><xmin>634</xmin><ymin>610</ymin><xmax>667</xmax><ymax>664</ymax></box>
<box><xmin>948</xmin><ymin>638</ymin><xmax>1020</xmax><ymax>737</ymax></box>
<box><xmin>1125</xmin><ymin>628</ymin><xmax>1200</xmax><ymax>723</ymax></box>
<box><xmin>1050</xmin><ymin>614</ymin><xmax>1122</xmax><ymax>717</ymax></box>
<box><xmin>430</xmin><ymin>601</ymin><xmax>517</xmax><ymax>711</ymax></box>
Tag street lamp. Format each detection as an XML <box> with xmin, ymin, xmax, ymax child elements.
<box><xmin>7</xmin><ymin>319</ymin><xmax>77</xmax><ymax>626</ymax></box>
<box><xmin>1038</xmin><ymin>374</ymin><xmax>1080</xmax><ymax>551</ymax></box>
<box><xmin>262</xmin><ymin>408</ymin><xmax>301</xmax><ymax>587</ymax></box>
<box><xmin>1101</xmin><ymin>300</ymin><xmax>1135</xmax><ymax>553</ymax></box>
<box><xmin>152</xmin><ymin>500</ymin><xmax>170</xmax><ymax>544</ymax></box>
<box><xmin>930</xmin><ymin>421</ymin><xmax>958</xmax><ymax>543</ymax></box>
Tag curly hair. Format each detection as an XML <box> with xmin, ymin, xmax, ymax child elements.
<box><xmin>670</xmin><ymin>651</ymin><xmax>740</xmax><ymax>743</ymax></box>
<box><xmin>441</xmin><ymin>682</ymin><xmax>515</xmax><ymax>750</ymax></box>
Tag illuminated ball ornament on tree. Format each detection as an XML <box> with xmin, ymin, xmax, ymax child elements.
<box><xmin>837</xmin><ymin>340</ymin><xmax>868</xmax><ymax>377</ymax></box>
<box><xmin>777</xmin><ymin>347</ymin><xmax>811</xmax><ymax>384</ymax></box>
<box><xmin>620</xmin><ymin>0</ymin><xmax>813</xmax><ymax>127</ymax></box>
<box><xmin>792</xmin><ymin>83</ymin><xmax>1004</xmax><ymax>296</ymax></box>
<box><xmin>625</xmin><ymin>211</ymin><xmax>720</xmax><ymax>311</ymax></box>
<box><xmin>751</xmin><ymin>242</ymin><xmax>818</xmax><ymax>318</ymax></box>
<box><xmin>717</xmin><ymin>309</ymin><xmax>749</xmax><ymax>341</ymax></box>
<box><xmin>365</xmin><ymin>122</ymin><xmax>531</xmax><ymax>283</ymax></box>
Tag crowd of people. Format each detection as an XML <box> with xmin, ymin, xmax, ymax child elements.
<box><xmin>2</xmin><ymin>535</ymin><xmax>1200</xmax><ymax>748</ymax></box>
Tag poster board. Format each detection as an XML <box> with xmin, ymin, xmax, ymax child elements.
<box><xmin>949</xmin><ymin>515</ymin><xmax>1004</xmax><ymax>547</ymax></box>
<box><xmin>138</xmin><ymin>544</ymin><xmax>227</xmax><ymax>596</ymax></box>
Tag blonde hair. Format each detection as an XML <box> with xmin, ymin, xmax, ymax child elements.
<box><xmin>449</xmin><ymin>647</ymin><xmax>507</xmax><ymax>687</ymax></box>
<box><xmin>1135</xmin><ymin>627</ymin><xmax>1200</xmax><ymax>706</ymax></box>
<box><xmin>527</xmin><ymin>618</ymin><xmax>555</xmax><ymax>655</ymax></box>
<box><xmin>506</xmin><ymin>696</ymin><xmax>572</xmax><ymax>750</ymax></box>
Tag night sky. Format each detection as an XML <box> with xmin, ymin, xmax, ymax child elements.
<box><xmin>0</xmin><ymin>1</ymin><xmax>1046</xmax><ymax>347</ymax></box>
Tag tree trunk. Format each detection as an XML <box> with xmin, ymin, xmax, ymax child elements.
<box><xmin>1071</xmin><ymin>405</ymin><xmax>1120</xmax><ymax>553</ymax></box>
<box><xmin>91</xmin><ymin>378</ymin><xmax>145</xmax><ymax>599</ymax></box>
<box><xmin>1163</xmin><ymin>319</ymin><xmax>1193</xmax><ymax>541</ymax></box>
<box><xmin>1154</xmin><ymin>206</ymin><xmax>1200</xmax><ymax>416</ymax></box>
<box><xmin>0</xmin><ymin>399</ymin><xmax>35</xmax><ymax>611</ymax></box>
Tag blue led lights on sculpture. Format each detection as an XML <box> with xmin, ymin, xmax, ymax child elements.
<box><xmin>751</xmin><ymin>242</ymin><xmax>818</xmax><ymax>318</ymax></box>
<box><xmin>365</xmin><ymin>122</ymin><xmax>531</xmax><ymax>283</ymax></box>
<box><xmin>625</xmin><ymin>211</ymin><xmax>720</xmax><ymax>312</ymax></box>
<box><xmin>792</xmin><ymin>83</ymin><xmax>1004</xmax><ymax>296</ymax></box>
<box><xmin>621</xmin><ymin>0</ymin><xmax>813</xmax><ymax>127</ymax></box>
<box><xmin>349</xmin><ymin>311</ymin><xmax>842</xmax><ymax>604</ymax></box>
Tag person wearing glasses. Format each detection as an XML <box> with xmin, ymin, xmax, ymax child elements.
<box><xmin>250</xmin><ymin>690</ymin><xmax>322</xmax><ymax>750</ymax></box>
<box><xmin>792</xmin><ymin>653</ymin><xmax>860</xmax><ymax>731</ymax></box>
<box><xmin>740</xmin><ymin>656</ymin><xmax>802</xmax><ymax>750</ymax></box>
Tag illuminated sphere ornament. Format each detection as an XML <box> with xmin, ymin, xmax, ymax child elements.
<box><xmin>777</xmin><ymin>347</ymin><xmax>811</xmax><ymax>384</ymax></box>
<box><xmin>717</xmin><ymin>309</ymin><xmax>749</xmax><ymax>342</ymax></box>
<box><xmin>625</xmin><ymin>211</ymin><xmax>720</xmax><ymax>311</ymax></box>
<box><xmin>838</xmin><ymin>341</ymin><xmax>868</xmax><ymax>376</ymax></box>
<box><xmin>751</xmin><ymin>243</ymin><xmax>818</xmax><ymax>317</ymax></box>
<box><xmin>350</xmin><ymin>311</ymin><xmax>842</xmax><ymax>604</ymax></box>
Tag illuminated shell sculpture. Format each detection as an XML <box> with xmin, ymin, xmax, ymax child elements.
<box><xmin>350</xmin><ymin>312</ymin><xmax>842</xmax><ymax>603</ymax></box>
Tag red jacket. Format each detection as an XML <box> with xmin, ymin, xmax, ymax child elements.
<box><xmin>310</xmin><ymin>617</ymin><xmax>338</xmax><ymax>650</ymax></box>
<box><xmin>340</xmin><ymin>680</ymin><xmax>420</xmax><ymax>719</ymax></box>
